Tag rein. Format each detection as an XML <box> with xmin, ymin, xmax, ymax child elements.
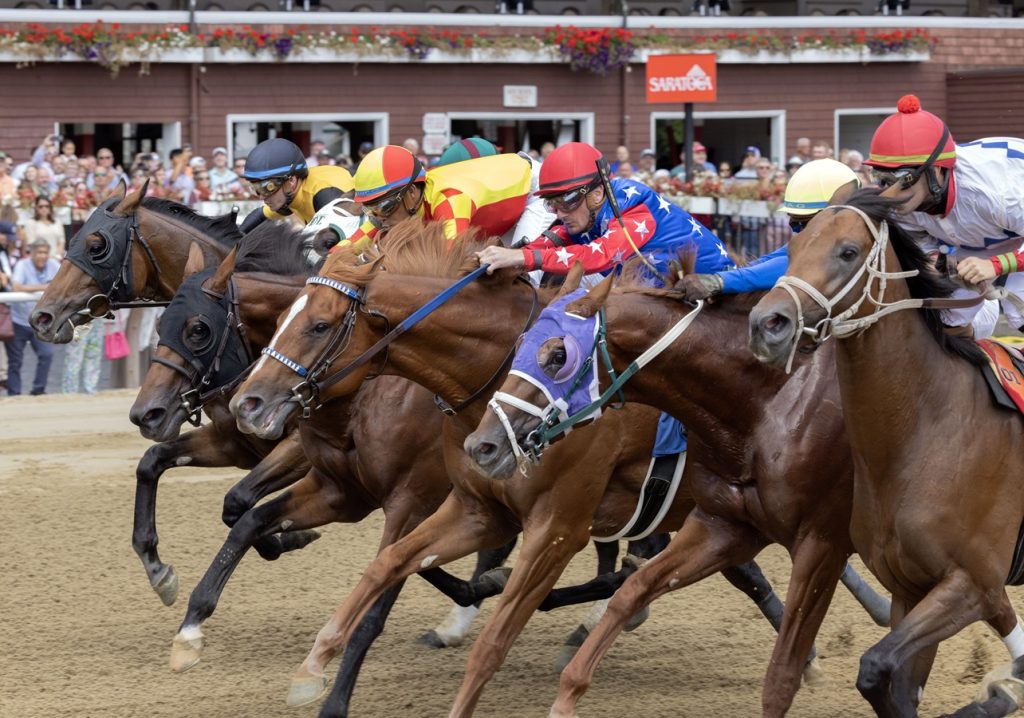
<box><xmin>773</xmin><ymin>204</ymin><xmax>992</xmax><ymax>374</ymax></box>
<box><xmin>489</xmin><ymin>299</ymin><xmax>704</xmax><ymax>469</ymax></box>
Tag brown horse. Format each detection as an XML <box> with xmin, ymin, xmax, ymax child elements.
<box><xmin>30</xmin><ymin>182</ymin><xmax>239</xmax><ymax>343</ymax></box>
<box><xmin>750</xmin><ymin>191</ymin><xmax>1024</xmax><ymax>718</ymax></box>
<box><xmin>229</xmin><ymin>224</ymin><xmax>812</xmax><ymax>717</ymax></box>
<box><xmin>464</xmin><ymin>259</ymin><xmax>899</xmax><ymax>717</ymax></box>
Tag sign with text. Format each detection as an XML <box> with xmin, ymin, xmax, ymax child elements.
<box><xmin>422</xmin><ymin>113</ymin><xmax>449</xmax><ymax>135</ymax></box>
<box><xmin>503</xmin><ymin>85</ymin><xmax>538</xmax><ymax>108</ymax></box>
<box><xmin>645</xmin><ymin>54</ymin><xmax>717</xmax><ymax>104</ymax></box>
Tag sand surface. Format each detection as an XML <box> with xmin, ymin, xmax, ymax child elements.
<box><xmin>0</xmin><ymin>391</ymin><xmax>1019</xmax><ymax>717</ymax></box>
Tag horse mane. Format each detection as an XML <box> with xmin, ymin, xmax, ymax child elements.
<box><xmin>142</xmin><ymin>197</ymin><xmax>242</xmax><ymax>247</ymax></box>
<box><xmin>832</xmin><ymin>188</ymin><xmax>987</xmax><ymax>366</ymax></box>
<box><xmin>320</xmin><ymin>220</ymin><xmax>496</xmax><ymax>286</ymax></box>
<box><xmin>234</xmin><ymin>220</ymin><xmax>314</xmax><ymax>277</ymax></box>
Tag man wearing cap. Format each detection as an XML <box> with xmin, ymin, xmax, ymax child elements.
<box><xmin>733</xmin><ymin>146</ymin><xmax>763</xmax><ymax>180</ymax></box>
<box><xmin>866</xmin><ymin>94</ymin><xmax>1024</xmax><ymax>331</ymax></box>
<box><xmin>670</xmin><ymin>142</ymin><xmax>715</xmax><ymax>179</ymax></box>
<box><xmin>239</xmin><ymin>137</ymin><xmax>355</xmax><ymax>233</ymax></box>
<box><xmin>208</xmin><ymin>147</ymin><xmax>238</xmax><ymax>194</ymax></box>
<box><xmin>306</xmin><ymin>139</ymin><xmax>327</xmax><ymax>167</ymax></box>
<box><xmin>340</xmin><ymin>144</ymin><xmax>552</xmax><ymax>251</ymax></box>
<box><xmin>635</xmin><ymin>148</ymin><xmax>657</xmax><ymax>184</ymax></box>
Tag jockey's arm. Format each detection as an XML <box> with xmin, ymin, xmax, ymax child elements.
<box><xmin>311</xmin><ymin>186</ymin><xmax>344</xmax><ymax>214</ymax></box>
<box><xmin>959</xmin><ymin>246</ymin><xmax>1024</xmax><ymax>285</ymax></box>
<box><xmin>240</xmin><ymin>206</ymin><xmax>268</xmax><ymax>234</ymax></box>
<box><xmin>719</xmin><ymin>245</ymin><xmax>789</xmax><ymax>293</ymax></box>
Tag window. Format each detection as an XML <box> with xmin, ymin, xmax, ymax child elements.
<box><xmin>226</xmin><ymin>113</ymin><xmax>389</xmax><ymax>163</ymax></box>
<box><xmin>650</xmin><ymin>110</ymin><xmax>786</xmax><ymax>172</ymax></box>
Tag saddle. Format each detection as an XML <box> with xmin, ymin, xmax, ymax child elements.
<box><xmin>977</xmin><ymin>338</ymin><xmax>1024</xmax><ymax>415</ymax></box>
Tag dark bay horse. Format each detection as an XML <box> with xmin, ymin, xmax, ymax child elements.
<box><xmin>229</xmin><ymin>223</ymin><xmax>810</xmax><ymax>717</ymax></box>
<box><xmin>750</xmin><ymin>191</ymin><xmax>1024</xmax><ymax>718</ymax></box>
<box><xmin>465</xmin><ymin>267</ymin><xmax>892</xmax><ymax>717</ymax></box>
<box><xmin>31</xmin><ymin>182</ymin><xmax>239</xmax><ymax>343</ymax></box>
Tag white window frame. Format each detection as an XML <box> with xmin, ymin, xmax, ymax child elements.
<box><xmin>445</xmin><ymin>112</ymin><xmax>596</xmax><ymax>147</ymax></box>
<box><xmin>649</xmin><ymin>109</ymin><xmax>786</xmax><ymax>165</ymax></box>
<box><xmin>834</xmin><ymin>107</ymin><xmax>895</xmax><ymax>155</ymax></box>
<box><xmin>225</xmin><ymin>112</ymin><xmax>389</xmax><ymax>163</ymax></box>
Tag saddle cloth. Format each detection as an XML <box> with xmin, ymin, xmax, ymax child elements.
<box><xmin>977</xmin><ymin>338</ymin><xmax>1024</xmax><ymax>415</ymax></box>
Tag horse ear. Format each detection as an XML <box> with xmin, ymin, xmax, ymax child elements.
<box><xmin>555</xmin><ymin>261</ymin><xmax>586</xmax><ymax>298</ymax></box>
<box><xmin>566</xmin><ymin>272</ymin><xmax>614</xmax><ymax>319</ymax></box>
<box><xmin>183</xmin><ymin>242</ymin><xmax>206</xmax><ymax>281</ymax></box>
<box><xmin>205</xmin><ymin>245</ymin><xmax>238</xmax><ymax>296</ymax></box>
<box><xmin>112</xmin><ymin>178</ymin><xmax>147</xmax><ymax>216</ymax></box>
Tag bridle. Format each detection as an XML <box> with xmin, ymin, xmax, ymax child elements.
<box><xmin>151</xmin><ymin>276</ymin><xmax>256</xmax><ymax>426</ymax></box>
<box><xmin>259</xmin><ymin>265</ymin><xmax>540</xmax><ymax>419</ymax></box>
<box><xmin>773</xmin><ymin>204</ymin><xmax>988</xmax><ymax>374</ymax></box>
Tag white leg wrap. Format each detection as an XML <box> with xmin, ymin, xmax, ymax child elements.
<box><xmin>1004</xmin><ymin>622</ymin><xmax>1024</xmax><ymax>660</ymax></box>
<box><xmin>431</xmin><ymin>604</ymin><xmax>480</xmax><ymax>647</ymax></box>
<box><xmin>582</xmin><ymin>599</ymin><xmax>610</xmax><ymax>632</ymax></box>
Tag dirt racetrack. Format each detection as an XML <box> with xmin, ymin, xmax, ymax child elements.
<box><xmin>1</xmin><ymin>390</ymin><xmax>1020</xmax><ymax>718</ymax></box>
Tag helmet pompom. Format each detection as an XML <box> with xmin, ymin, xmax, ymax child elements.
<box><xmin>897</xmin><ymin>95</ymin><xmax>921</xmax><ymax>114</ymax></box>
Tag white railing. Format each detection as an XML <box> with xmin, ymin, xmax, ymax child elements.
<box><xmin>0</xmin><ymin>291</ymin><xmax>43</xmax><ymax>304</ymax></box>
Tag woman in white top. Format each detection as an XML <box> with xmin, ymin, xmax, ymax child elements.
<box><xmin>18</xmin><ymin>195</ymin><xmax>66</xmax><ymax>257</ymax></box>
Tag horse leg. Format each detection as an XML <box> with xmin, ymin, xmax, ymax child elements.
<box><xmin>841</xmin><ymin>562</ymin><xmax>892</xmax><ymax>627</ymax></box>
<box><xmin>222</xmin><ymin>429</ymin><xmax>308</xmax><ymax>529</ymax></box>
<box><xmin>621</xmin><ymin>534</ymin><xmax>670</xmax><ymax>632</ymax></box>
<box><xmin>170</xmin><ymin>471</ymin><xmax>344</xmax><ymax>673</ymax></box>
<box><xmin>948</xmin><ymin>591</ymin><xmax>1024</xmax><ymax>718</ymax></box>
<box><xmin>551</xmin><ymin>510</ymin><xmax>761</xmax><ymax>718</ymax></box>
<box><xmin>760</xmin><ymin>536</ymin><xmax>846</xmax><ymax>718</ymax></box>
<box><xmin>286</xmin><ymin>492</ymin><xmax>516</xmax><ymax>708</ymax></box>
<box><xmin>132</xmin><ymin>425</ymin><xmax>246</xmax><ymax>606</ymax></box>
<box><xmin>417</xmin><ymin>537</ymin><xmax>518</xmax><ymax>648</ymax></box>
<box><xmin>856</xmin><ymin>571</ymin><xmax>989</xmax><ymax>718</ymax></box>
<box><xmin>720</xmin><ymin>561</ymin><xmax>823</xmax><ymax>685</ymax></box>
<box><xmin>448</xmin><ymin>519</ymin><xmax>593</xmax><ymax>718</ymax></box>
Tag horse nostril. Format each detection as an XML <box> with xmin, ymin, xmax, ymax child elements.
<box><xmin>761</xmin><ymin>313</ymin><xmax>789</xmax><ymax>335</ymax></box>
<box><xmin>32</xmin><ymin>311</ymin><xmax>53</xmax><ymax>329</ymax></box>
<box><xmin>142</xmin><ymin>408</ymin><xmax>165</xmax><ymax>427</ymax></box>
<box><xmin>239</xmin><ymin>396</ymin><xmax>263</xmax><ymax>416</ymax></box>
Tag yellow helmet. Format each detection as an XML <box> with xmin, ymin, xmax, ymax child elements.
<box><xmin>779</xmin><ymin>159</ymin><xmax>860</xmax><ymax>218</ymax></box>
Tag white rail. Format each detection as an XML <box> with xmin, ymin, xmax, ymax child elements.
<box><xmin>0</xmin><ymin>292</ymin><xmax>43</xmax><ymax>305</ymax></box>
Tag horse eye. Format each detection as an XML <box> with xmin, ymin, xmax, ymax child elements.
<box><xmin>190</xmin><ymin>323</ymin><xmax>209</xmax><ymax>338</ymax></box>
<box><xmin>88</xmin><ymin>237</ymin><xmax>106</xmax><ymax>256</ymax></box>
<box><xmin>541</xmin><ymin>346</ymin><xmax>567</xmax><ymax>379</ymax></box>
<box><xmin>313</xmin><ymin>321</ymin><xmax>331</xmax><ymax>335</ymax></box>
<box><xmin>838</xmin><ymin>246</ymin><xmax>859</xmax><ymax>262</ymax></box>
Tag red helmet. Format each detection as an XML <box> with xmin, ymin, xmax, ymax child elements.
<box><xmin>538</xmin><ymin>142</ymin><xmax>603</xmax><ymax>197</ymax></box>
<box><xmin>866</xmin><ymin>95</ymin><xmax>956</xmax><ymax>170</ymax></box>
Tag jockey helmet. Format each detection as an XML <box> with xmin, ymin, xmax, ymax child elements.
<box><xmin>241</xmin><ymin>138</ymin><xmax>309</xmax><ymax>182</ymax></box>
<box><xmin>866</xmin><ymin>95</ymin><xmax>956</xmax><ymax>171</ymax></box>
<box><xmin>779</xmin><ymin>159</ymin><xmax>860</xmax><ymax>218</ymax></box>
<box><xmin>537</xmin><ymin>142</ymin><xmax>603</xmax><ymax>197</ymax></box>
<box><xmin>353</xmin><ymin>145</ymin><xmax>426</xmax><ymax>204</ymax></box>
<box><xmin>438</xmin><ymin>138</ymin><xmax>498</xmax><ymax>166</ymax></box>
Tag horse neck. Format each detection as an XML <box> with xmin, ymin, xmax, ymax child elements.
<box><xmin>366</xmin><ymin>273</ymin><xmax>537</xmax><ymax>427</ymax></box>
<box><xmin>606</xmin><ymin>293</ymin><xmax>787</xmax><ymax>440</ymax></box>
<box><xmin>235</xmin><ymin>274</ymin><xmax>304</xmax><ymax>347</ymax></box>
<box><xmin>140</xmin><ymin>210</ymin><xmax>230</xmax><ymax>299</ymax></box>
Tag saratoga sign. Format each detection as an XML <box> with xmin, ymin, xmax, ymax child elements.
<box><xmin>645</xmin><ymin>53</ymin><xmax>717</xmax><ymax>104</ymax></box>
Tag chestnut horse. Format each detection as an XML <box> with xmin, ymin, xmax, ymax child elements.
<box><xmin>230</xmin><ymin>223</ymin><xmax>815</xmax><ymax>717</ymax></box>
<box><xmin>465</xmin><ymin>262</ymin><xmax>899</xmax><ymax>717</ymax></box>
<box><xmin>750</xmin><ymin>191</ymin><xmax>1024</xmax><ymax>718</ymax></box>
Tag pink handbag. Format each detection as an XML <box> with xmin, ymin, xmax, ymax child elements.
<box><xmin>104</xmin><ymin>316</ymin><xmax>130</xmax><ymax>360</ymax></box>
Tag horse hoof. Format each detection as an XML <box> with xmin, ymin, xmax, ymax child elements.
<box><xmin>416</xmin><ymin>630</ymin><xmax>450</xmax><ymax>649</ymax></box>
<box><xmin>976</xmin><ymin>662</ymin><xmax>1015</xmax><ymax>702</ymax></box>
<box><xmin>554</xmin><ymin>644</ymin><xmax>580</xmax><ymax>674</ymax></box>
<box><xmin>153</xmin><ymin>566</ymin><xmax>179</xmax><ymax>607</ymax></box>
<box><xmin>169</xmin><ymin>629</ymin><xmax>204</xmax><ymax>673</ymax></box>
<box><xmin>624</xmin><ymin>605</ymin><xmax>650</xmax><ymax>632</ymax></box>
<box><xmin>988</xmin><ymin>677</ymin><xmax>1024</xmax><ymax>708</ymax></box>
<box><xmin>286</xmin><ymin>673</ymin><xmax>329</xmax><ymax>707</ymax></box>
<box><xmin>279</xmin><ymin>529</ymin><xmax>323</xmax><ymax>554</ymax></box>
<box><xmin>480</xmin><ymin>566</ymin><xmax>513</xmax><ymax>593</ymax></box>
<box><xmin>802</xmin><ymin>657</ymin><xmax>827</xmax><ymax>687</ymax></box>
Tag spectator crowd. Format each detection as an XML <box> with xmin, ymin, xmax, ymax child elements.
<box><xmin>0</xmin><ymin>129</ymin><xmax>872</xmax><ymax>398</ymax></box>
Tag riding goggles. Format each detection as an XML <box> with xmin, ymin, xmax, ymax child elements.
<box><xmin>543</xmin><ymin>185</ymin><xmax>592</xmax><ymax>214</ymax></box>
<box><xmin>248</xmin><ymin>176</ymin><xmax>289</xmax><ymax>198</ymax></box>
<box><xmin>363</xmin><ymin>190</ymin><xmax>407</xmax><ymax>219</ymax></box>
<box><xmin>871</xmin><ymin>168</ymin><xmax>919</xmax><ymax>190</ymax></box>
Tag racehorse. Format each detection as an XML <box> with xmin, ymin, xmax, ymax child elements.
<box><xmin>30</xmin><ymin>182</ymin><xmax>239</xmax><ymax>343</ymax></box>
<box><xmin>749</xmin><ymin>190</ymin><xmax>1024</xmax><ymax>718</ymax></box>
<box><xmin>229</xmin><ymin>222</ymin><xmax>836</xmax><ymax>717</ymax></box>
<box><xmin>147</xmin><ymin>236</ymin><xmax>655</xmax><ymax>716</ymax></box>
<box><xmin>463</xmin><ymin>259</ymin><xmax>894</xmax><ymax>717</ymax></box>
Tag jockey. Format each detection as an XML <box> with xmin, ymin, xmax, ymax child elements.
<box><xmin>238</xmin><ymin>138</ymin><xmax>355</xmax><ymax>233</ymax></box>
<box><xmin>865</xmin><ymin>95</ymin><xmax>1024</xmax><ymax>331</ymax></box>
<box><xmin>476</xmin><ymin>141</ymin><xmax>732</xmax><ymax>280</ymax></box>
<box><xmin>678</xmin><ymin>159</ymin><xmax>860</xmax><ymax>301</ymax></box>
<box><xmin>477</xmin><ymin>141</ymin><xmax>733</xmax><ymax>478</ymax></box>
<box><xmin>339</xmin><ymin>144</ymin><xmax>553</xmax><ymax>252</ymax></box>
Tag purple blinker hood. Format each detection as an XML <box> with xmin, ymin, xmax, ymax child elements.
<box><xmin>508</xmin><ymin>287</ymin><xmax>603</xmax><ymax>422</ymax></box>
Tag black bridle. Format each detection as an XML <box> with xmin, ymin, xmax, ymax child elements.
<box><xmin>152</xmin><ymin>275</ymin><xmax>256</xmax><ymax>426</ymax></box>
<box><xmin>65</xmin><ymin>198</ymin><xmax>170</xmax><ymax>318</ymax></box>
<box><xmin>260</xmin><ymin>270</ymin><xmax>540</xmax><ymax>419</ymax></box>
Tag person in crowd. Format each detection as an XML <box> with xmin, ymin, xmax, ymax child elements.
<box><xmin>669</xmin><ymin>141</ymin><xmax>715</xmax><ymax>179</ymax></box>
<box><xmin>189</xmin><ymin>155</ymin><xmax>207</xmax><ymax>175</ymax></box>
<box><xmin>785</xmin><ymin>155</ymin><xmax>804</xmax><ymax>178</ymax></box>
<box><xmin>208</xmin><ymin>147</ymin><xmax>237</xmax><ymax>194</ymax></box>
<box><xmin>232</xmin><ymin>156</ymin><xmax>247</xmax><ymax>176</ymax></box>
<box><xmin>0</xmin><ymin>209</ymin><xmax>14</xmax><ymax>391</ymax></box>
<box><xmin>354</xmin><ymin>141</ymin><xmax>375</xmax><ymax>169</ymax></box>
<box><xmin>403</xmin><ymin>138</ymin><xmax>429</xmax><ymax>166</ymax></box>
<box><xmin>148</xmin><ymin>167</ymin><xmax>170</xmax><ymax>199</ymax></box>
<box><xmin>191</xmin><ymin>170</ymin><xmax>214</xmax><ymax>203</ymax></box>
<box><xmin>0</xmin><ymin>152</ymin><xmax>15</xmax><ymax>204</ymax></box>
<box><xmin>634</xmin><ymin>148</ymin><xmax>657</xmax><ymax>183</ymax></box>
<box><xmin>35</xmin><ymin>166</ymin><xmax>57</xmax><ymax>196</ymax></box>
<box><xmin>6</xmin><ymin>239</ymin><xmax>60</xmax><ymax>396</ymax></box>
<box><xmin>18</xmin><ymin>195</ymin><xmax>65</xmax><ymax>257</ymax></box>
<box><xmin>732</xmin><ymin>146</ymin><xmax>763</xmax><ymax>180</ymax></box>
<box><xmin>811</xmin><ymin>140</ymin><xmax>833</xmax><ymax>160</ymax></box>
<box><xmin>238</xmin><ymin>137</ymin><xmax>354</xmax><ymax>233</ymax></box>
<box><xmin>539</xmin><ymin>141</ymin><xmax>556</xmax><ymax>162</ymax></box>
<box><xmin>616</xmin><ymin>161</ymin><xmax>635</xmax><ymax>179</ymax></box>
<box><xmin>89</xmin><ymin>147</ymin><xmax>122</xmax><ymax>191</ymax></box>
<box><xmin>62</xmin><ymin>317</ymin><xmax>104</xmax><ymax>396</ymax></box>
<box><xmin>609</xmin><ymin>145</ymin><xmax>631</xmax><ymax>174</ymax></box>
<box><xmin>167</xmin><ymin>148</ymin><xmax>195</xmax><ymax>203</ymax></box>
<box><xmin>306</xmin><ymin>139</ymin><xmax>327</xmax><ymax>167</ymax></box>
<box><xmin>795</xmin><ymin>136</ymin><xmax>812</xmax><ymax>164</ymax></box>
<box><xmin>335</xmin><ymin>154</ymin><xmax>354</xmax><ymax>171</ymax></box>
<box><xmin>127</xmin><ymin>168</ymin><xmax>148</xmax><ymax>195</ymax></box>
<box><xmin>342</xmin><ymin>144</ymin><xmax>550</xmax><ymax>251</ymax></box>
<box><xmin>144</xmin><ymin>152</ymin><xmax>163</xmax><ymax>175</ymax></box>
<box><xmin>866</xmin><ymin>94</ymin><xmax>1024</xmax><ymax>335</ymax></box>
